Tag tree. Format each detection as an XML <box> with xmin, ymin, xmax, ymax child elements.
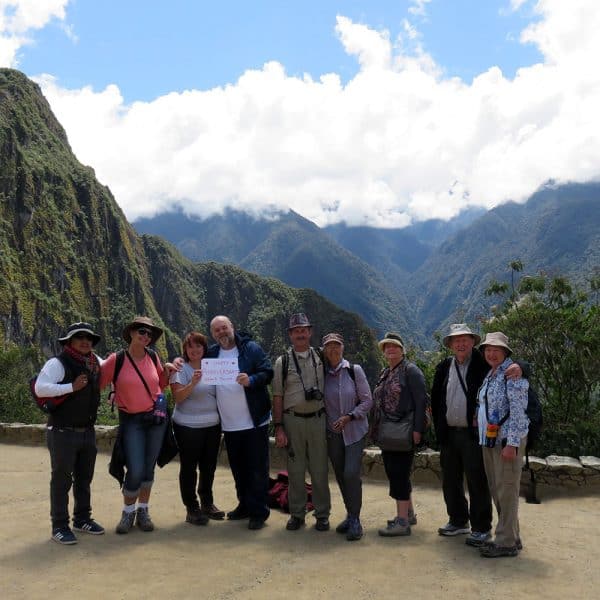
<box><xmin>485</xmin><ymin>264</ymin><xmax>600</xmax><ymax>457</ymax></box>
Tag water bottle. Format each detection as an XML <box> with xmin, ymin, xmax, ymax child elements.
<box><xmin>153</xmin><ymin>393</ymin><xmax>167</xmax><ymax>425</ymax></box>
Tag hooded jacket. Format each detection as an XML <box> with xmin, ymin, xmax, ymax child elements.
<box><xmin>206</xmin><ymin>331</ymin><xmax>273</xmax><ymax>427</ymax></box>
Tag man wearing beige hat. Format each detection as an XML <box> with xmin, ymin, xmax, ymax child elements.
<box><xmin>431</xmin><ymin>324</ymin><xmax>523</xmax><ymax>547</ymax></box>
<box><xmin>272</xmin><ymin>313</ymin><xmax>331</xmax><ymax>532</ymax></box>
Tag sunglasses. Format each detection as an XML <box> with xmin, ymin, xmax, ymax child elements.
<box><xmin>72</xmin><ymin>333</ymin><xmax>95</xmax><ymax>341</ymax></box>
<box><xmin>136</xmin><ymin>328</ymin><xmax>153</xmax><ymax>337</ymax></box>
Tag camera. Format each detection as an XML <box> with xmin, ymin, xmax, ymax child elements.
<box><xmin>305</xmin><ymin>387</ymin><xmax>324</xmax><ymax>402</ymax></box>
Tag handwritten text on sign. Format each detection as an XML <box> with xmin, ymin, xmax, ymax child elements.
<box><xmin>201</xmin><ymin>358</ymin><xmax>240</xmax><ymax>385</ymax></box>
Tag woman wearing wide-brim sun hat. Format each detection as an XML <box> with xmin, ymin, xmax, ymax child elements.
<box><xmin>101</xmin><ymin>316</ymin><xmax>175</xmax><ymax>535</ymax></box>
<box><xmin>476</xmin><ymin>331</ymin><xmax>529</xmax><ymax>558</ymax></box>
<box><xmin>371</xmin><ymin>332</ymin><xmax>428</xmax><ymax>537</ymax></box>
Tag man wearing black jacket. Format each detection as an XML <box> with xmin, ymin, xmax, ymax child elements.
<box><xmin>208</xmin><ymin>315</ymin><xmax>274</xmax><ymax>530</ymax></box>
<box><xmin>431</xmin><ymin>324</ymin><xmax>522</xmax><ymax>547</ymax></box>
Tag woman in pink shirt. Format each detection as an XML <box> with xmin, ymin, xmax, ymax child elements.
<box><xmin>101</xmin><ymin>316</ymin><xmax>173</xmax><ymax>535</ymax></box>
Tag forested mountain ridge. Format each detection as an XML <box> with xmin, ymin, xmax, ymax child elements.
<box><xmin>0</xmin><ymin>68</ymin><xmax>382</xmax><ymax>377</ymax></box>
<box><xmin>136</xmin><ymin>208</ymin><xmax>422</xmax><ymax>341</ymax></box>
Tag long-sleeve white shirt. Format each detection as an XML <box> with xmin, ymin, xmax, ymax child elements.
<box><xmin>35</xmin><ymin>355</ymin><xmax>104</xmax><ymax>398</ymax></box>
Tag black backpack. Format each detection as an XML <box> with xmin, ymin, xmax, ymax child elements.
<box><xmin>280</xmin><ymin>347</ymin><xmax>330</xmax><ymax>386</ymax></box>
<box><xmin>503</xmin><ymin>379</ymin><xmax>543</xmax><ymax>451</ymax></box>
<box><xmin>109</xmin><ymin>348</ymin><xmax>159</xmax><ymax>411</ymax></box>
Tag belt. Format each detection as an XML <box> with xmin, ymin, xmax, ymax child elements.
<box><xmin>284</xmin><ymin>408</ymin><xmax>326</xmax><ymax>418</ymax></box>
<box><xmin>51</xmin><ymin>426</ymin><xmax>92</xmax><ymax>432</ymax></box>
<box><xmin>446</xmin><ymin>426</ymin><xmax>469</xmax><ymax>431</ymax></box>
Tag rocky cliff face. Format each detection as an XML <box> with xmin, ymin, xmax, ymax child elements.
<box><xmin>0</xmin><ymin>69</ymin><xmax>381</xmax><ymax>377</ymax></box>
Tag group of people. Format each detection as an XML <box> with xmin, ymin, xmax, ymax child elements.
<box><xmin>35</xmin><ymin>313</ymin><xmax>531</xmax><ymax>559</ymax></box>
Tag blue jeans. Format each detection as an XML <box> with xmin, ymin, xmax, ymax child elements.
<box><xmin>119</xmin><ymin>412</ymin><xmax>167</xmax><ymax>497</ymax></box>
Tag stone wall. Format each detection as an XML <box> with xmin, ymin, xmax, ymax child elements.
<box><xmin>1</xmin><ymin>423</ymin><xmax>599</xmax><ymax>493</ymax></box>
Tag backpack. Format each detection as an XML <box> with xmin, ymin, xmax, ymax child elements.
<box><xmin>267</xmin><ymin>471</ymin><xmax>314</xmax><ymax>513</ymax></box>
<box><xmin>503</xmin><ymin>379</ymin><xmax>543</xmax><ymax>451</ymax></box>
<box><xmin>280</xmin><ymin>347</ymin><xmax>327</xmax><ymax>387</ymax></box>
<box><xmin>109</xmin><ymin>348</ymin><xmax>159</xmax><ymax>411</ymax></box>
<box><xmin>29</xmin><ymin>356</ymin><xmax>72</xmax><ymax>414</ymax></box>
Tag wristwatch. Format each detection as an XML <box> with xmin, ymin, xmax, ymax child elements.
<box><xmin>346</xmin><ymin>413</ymin><xmax>355</xmax><ymax>420</ymax></box>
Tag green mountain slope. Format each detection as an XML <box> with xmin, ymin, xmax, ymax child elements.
<box><xmin>0</xmin><ymin>68</ymin><xmax>381</xmax><ymax>377</ymax></box>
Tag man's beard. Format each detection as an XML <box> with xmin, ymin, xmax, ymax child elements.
<box><xmin>218</xmin><ymin>333</ymin><xmax>235</xmax><ymax>348</ymax></box>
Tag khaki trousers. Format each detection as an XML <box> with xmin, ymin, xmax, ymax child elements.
<box><xmin>482</xmin><ymin>437</ymin><xmax>526</xmax><ymax>547</ymax></box>
<box><xmin>283</xmin><ymin>412</ymin><xmax>331</xmax><ymax>519</ymax></box>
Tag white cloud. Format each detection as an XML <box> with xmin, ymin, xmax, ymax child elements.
<box><xmin>408</xmin><ymin>0</ymin><xmax>432</xmax><ymax>18</ymax></box>
<box><xmin>0</xmin><ymin>0</ymin><xmax>70</xmax><ymax>65</ymax></box>
<box><xmin>36</xmin><ymin>1</ymin><xmax>600</xmax><ymax>227</ymax></box>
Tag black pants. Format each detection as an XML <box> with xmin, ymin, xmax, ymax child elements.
<box><xmin>173</xmin><ymin>422</ymin><xmax>222</xmax><ymax>510</ymax></box>
<box><xmin>381</xmin><ymin>449</ymin><xmax>414</xmax><ymax>501</ymax></box>
<box><xmin>440</xmin><ymin>428</ymin><xmax>492</xmax><ymax>532</ymax></box>
<box><xmin>46</xmin><ymin>427</ymin><xmax>97</xmax><ymax>529</ymax></box>
<box><xmin>223</xmin><ymin>425</ymin><xmax>270</xmax><ymax>521</ymax></box>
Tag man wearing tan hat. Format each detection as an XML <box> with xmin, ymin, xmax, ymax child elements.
<box><xmin>431</xmin><ymin>324</ymin><xmax>523</xmax><ymax>547</ymax></box>
<box><xmin>272</xmin><ymin>313</ymin><xmax>331</xmax><ymax>532</ymax></box>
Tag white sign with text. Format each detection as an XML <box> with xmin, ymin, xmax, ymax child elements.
<box><xmin>201</xmin><ymin>358</ymin><xmax>240</xmax><ymax>385</ymax></box>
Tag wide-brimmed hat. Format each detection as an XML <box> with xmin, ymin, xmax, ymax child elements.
<box><xmin>443</xmin><ymin>323</ymin><xmax>481</xmax><ymax>348</ymax></box>
<box><xmin>378</xmin><ymin>332</ymin><xmax>405</xmax><ymax>351</ymax></box>
<box><xmin>58</xmin><ymin>322</ymin><xmax>101</xmax><ymax>346</ymax></box>
<box><xmin>288</xmin><ymin>313</ymin><xmax>312</xmax><ymax>330</ymax></box>
<box><xmin>322</xmin><ymin>332</ymin><xmax>344</xmax><ymax>346</ymax></box>
<box><xmin>122</xmin><ymin>316</ymin><xmax>163</xmax><ymax>344</ymax></box>
<box><xmin>479</xmin><ymin>331</ymin><xmax>512</xmax><ymax>355</ymax></box>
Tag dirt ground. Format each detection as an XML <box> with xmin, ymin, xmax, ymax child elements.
<box><xmin>0</xmin><ymin>443</ymin><xmax>598</xmax><ymax>600</ymax></box>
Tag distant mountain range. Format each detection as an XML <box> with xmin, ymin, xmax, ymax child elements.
<box><xmin>135</xmin><ymin>185</ymin><xmax>600</xmax><ymax>345</ymax></box>
<box><xmin>410</xmin><ymin>183</ymin><xmax>600</xmax><ymax>336</ymax></box>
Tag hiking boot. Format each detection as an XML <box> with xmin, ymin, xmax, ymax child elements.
<box><xmin>136</xmin><ymin>507</ymin><xmax>155</xmax><ymax>532</ymax></box>
<box><xmin>378</xmin><ymin>517</ymin><xmax>411</xmax><ymax>537</ymax></box>
<box><xmin>438</xmin><ymin>522</ymin><xmax>470</xmax><ymax>536</ymax></box>
<box><xmin>480</xmin><ymin>544</ymin><xmax>519</xmax><ymax>558</ymax></box>
<box><xmin>465</xmin><ymin>530</ymin><xmax>492</xmax><ymax>547</ymax></box>
<box><xmin>408</xmin><ymin>508</ymin><xmax>418</xmax><ymax>526</ymax></box>
<box><xmin>73</xmin><ymin>519</ymin><xmax>105</xmax><ymax>535</ymax></box>
<box><xmin>248</xmin><ymin>518</ymin><xmax>266</xmax><ymax>530</ymax></box>
<box><xmin>346</xmin><ymin>517</ymin><xmax>363</xmax><ymax>541</ymax></box>
<box><xmin>336</xmin><ymin>517</ymin><xmax>350</xmax><ymax>534</ymax></box>
<box><xmin>186</xmin><ymin>508</ymin><xmax>209</xmax><ymax>526</ymax></box>
<box><xmin>51</xmin><ymin>527</ymin><xmax>77</xmax><ymax>545</ymax></box>
<box><xmin>315</xmin><ymin>517</ymin><xmax>330</xmax><ymax>531</ymax></box>
<box><xmin>115</xmin><ymin>510</ymin><xmax>136</xmax><ymax>534</ymax></box>
<box><xmin>201</xmin><ymin>504</ymin><xmax>225</xmax><ymax>520</ymax></box>
<box><xmin>286</xmin><ymin>516</ymin><xmax>305</xmax><ymax>531</ymax></box>
<box><xmin>227</xmin><ymin>505</ymin><xmax>250</xmax><ymax>520</ymax></box>
<box><xmin>482</xmin><ymin>537</ymin><xmax>523</xmax><ymax>550</ymax></box>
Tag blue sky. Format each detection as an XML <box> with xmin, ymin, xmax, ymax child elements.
<box><xmin>17</xmin><ymin>1</ymin><xmax>543</xmax><ymax>102</ymax></box>
<box><xmin>1</xmin><ymin>1</ymin><xmax>598</xmax><ymax>227</ymax></box>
